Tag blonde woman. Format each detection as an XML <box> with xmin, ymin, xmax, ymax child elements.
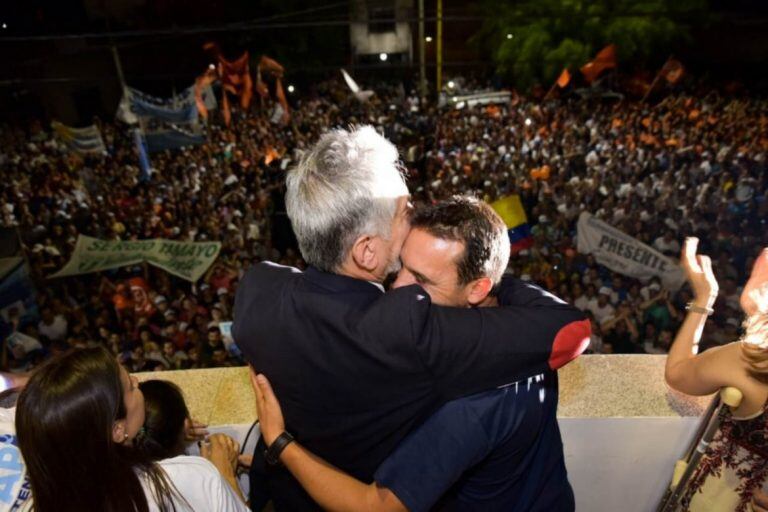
<box><xmin>665</xmin><ymin>238</ymin><xmax>768</xmax><ymax>511</ymax></box>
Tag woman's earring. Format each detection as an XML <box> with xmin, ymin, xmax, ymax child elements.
<box><xmin>124</xmin><ymin>433</ymin><xmax>129</xmax><ymax>440</ymax></box>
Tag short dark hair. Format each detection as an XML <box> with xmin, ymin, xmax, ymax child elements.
<box><xmin>410</xmin><ymin>196</ymin><xmax>510</xmax><ymax>285</ymax></box>
<box><xmin>135</xmin><ymin>380</ymin><xmax>190</xmax><ymax>460</ymax></box>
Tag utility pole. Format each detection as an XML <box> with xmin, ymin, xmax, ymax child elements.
<box><xmin>418</xmin><ymin>0</ymin><xmax>426</xmax><ymax>99</ymax></box>
<box><xmin>436</xmin><ymin>0</ymin><xmax>443</xmax><ymax>99</ymax></box>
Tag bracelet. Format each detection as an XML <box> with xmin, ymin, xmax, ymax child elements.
<box><xmin>685</xmin><ymin>302</ymin><xmax>714</xmax><ymax>316</ymax></box>
<box><xmin>264</xmin><ymin>431</ymin><xmax>295</xmax><ymax>466</ymax></box>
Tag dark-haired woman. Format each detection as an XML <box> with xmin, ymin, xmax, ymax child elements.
<box><xmin>135</xmin><ymin>379</ymin><xmax>247</xmax><ymax>504</ymax></box>
<box><xmin>15</xmin><ymin>346</ymin><xmax>248</xmax><ymax>512</ymax></box>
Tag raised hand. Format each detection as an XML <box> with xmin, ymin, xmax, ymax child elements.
<box><xmin>680</xmin><ymin>237</ymin><xmax>718</xmax><ymax>308</ymax></box>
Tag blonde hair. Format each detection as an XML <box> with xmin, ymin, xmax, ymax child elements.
<box><xmin>739</xmin><ymin>282</ymin><xmax>768</xmax><ymax>382</ymax></box>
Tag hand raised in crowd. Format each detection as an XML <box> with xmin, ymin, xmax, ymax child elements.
<box><xmin>249</xmin><ymin>366</ymin><xmax>285</xmax><ymax>446</ymax></box>
<box><xmin>200</xmin><ymin>433</ymin><xmax>240</xmax><ymax>475</ymax></box>
<box><xmin>184</xmin><ymin>417</ymin><xmax>209</xmax><ymax>442</ymax></box>
<box><xmin>741</xmin><ymin>248</ymin><xmax>768</xmax><ymax>317</ymax></box>
<box><xmin>680</xmin><ymin>237</ymin><xmax>718</xmax><ymax>309</ymax></box>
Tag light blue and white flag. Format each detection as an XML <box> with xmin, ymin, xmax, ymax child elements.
<box><xmin>51</xmin><ymin>121</ymin><xmax>107</xmax><ymax>155</ymax></box>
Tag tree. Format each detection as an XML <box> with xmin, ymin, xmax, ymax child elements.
<box><xmin>472</xmin><ymin>0</ymin><xmax>709</xmax><ymax>90</ymax></box>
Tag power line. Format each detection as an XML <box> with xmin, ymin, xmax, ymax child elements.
<box><xmin>0</xmin><ymin>9</ymin><xmax>713</xmax><ymax>43</ymax></box>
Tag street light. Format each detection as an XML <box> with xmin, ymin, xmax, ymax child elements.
<box><xmin>287</xmin><ymin>85</ymin><xmax>295</xmax><ymax>93</ymax></box>
<box><xmin>379</xmin><ymin>53</ymin><xmax>388</xmax><ymax>62</ymax></box>
<box><xmin>425</xmin><ymin>36</ymin><xmax>433</xmax><ymax>42</ymax></box>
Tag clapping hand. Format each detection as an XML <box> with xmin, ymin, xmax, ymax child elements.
<box><xmin>680</xmin><ymin>238</ymin><xmax>718</xmax><ymax>309</ymax></box>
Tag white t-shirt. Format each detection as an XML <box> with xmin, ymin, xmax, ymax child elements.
<box><xmin>0</xmin><ymin>407</ymin><xmax>33</xmax><ymax>512</ymax></box>
<box><xmin>37</xmin><ymin>315</ymin><xmax>68</xmax><ymax>341</ymax></box>
<box><xmin>145</xmin><ymin>456</ymin><xmax>248</xmax><ymax>512</ymax></box>
<box><xmin>573</xmin><ymin>295</ymin><xmax>591</xmax><ymax>312</ymax></box>
<box><xmin>587</xmin><ymin>299</ymin><xmax>616</xmax><ymax>324</ymax></box>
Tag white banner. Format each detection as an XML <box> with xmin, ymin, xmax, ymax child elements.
<box><xmin>49</xmin><ymin>235</ymin><xmax>221</xmax><ymax>283</ymax></box>
<box><xmin>576</xmin><ymin>212</ymin><xmax>685</xmax><ymax>290</ymax></box>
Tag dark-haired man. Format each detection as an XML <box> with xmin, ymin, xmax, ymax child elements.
<box><xmin>253</xmin><ymin>196</ymin><xmax>576</xmax><ymax>511</ymax></box>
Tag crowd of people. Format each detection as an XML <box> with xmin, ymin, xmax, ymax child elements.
<box><xmin>1</xmin><ymin>75</ymin><xmax>767</xmax><ymax>371</ymax></box>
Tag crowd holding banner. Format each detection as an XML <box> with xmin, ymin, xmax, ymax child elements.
<box><xmin>50</xmin><ymin>235</ymin><xmax>221</xmax><ymax>283</ymax></box>
<box><xmin>576</xmin><ymin>212</ymin><xmax>686</xmax><ymax>290</ymax></box>
<box><xmin>116</xmin><ymin>86</ymin><xmax>214</xmax><ymax>152</ymax></box>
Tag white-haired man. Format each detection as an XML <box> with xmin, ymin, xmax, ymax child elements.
<box><xmin>233</xmin><ymin>126</ymin><xmax>589</xmax><ymax>510</ymax></box>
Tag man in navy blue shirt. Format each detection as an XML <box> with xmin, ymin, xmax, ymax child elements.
<box><xmin>251</xmin><ymin>196</ymin><xmax>578</xmax><ymax>511</ymax></box>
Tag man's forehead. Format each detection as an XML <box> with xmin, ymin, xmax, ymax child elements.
<box><xmin>402</xmin><ymin>228</ymin><xmax>463</xmax><ymax>271</ymax></box>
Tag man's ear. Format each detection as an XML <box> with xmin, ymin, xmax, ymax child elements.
<box><xmin>466</xmin><ymin>277</ymin><xmax>494</xmax><ymax>306</ymax></box>
<box><xmin>112</xmin><ymin>420</ymin><xmax>127</xmax><ymax>444</ymax></box>
<box><xmin>350</xmin><ymin>235</ymin><xmax>380</xmax><ymax>272</ymax></box>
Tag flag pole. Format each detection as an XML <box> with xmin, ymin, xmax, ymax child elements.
<box><xmin>542</xmin><ymin>82</ymin><xmax>557</xmax><ymax>102</ymax></box>
<box><xmin>642</xmin><ymin>55</ymin><xmax>672</xmax><ymax>103</ymax></box>
<box><xmin>436</xmin><ymin>0</ymin><xmax>443</xmax><ymax>100</ymax></box>
<box><xmin>418</xmin><ymin>0</ymin><xmax>427</xmax><ymax>100</ymax></box>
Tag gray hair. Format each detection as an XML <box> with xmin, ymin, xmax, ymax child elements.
<box><xmin>286</xmin><ymin>126</ymin><xmax>408</xmax><ymax>271</ymax></box>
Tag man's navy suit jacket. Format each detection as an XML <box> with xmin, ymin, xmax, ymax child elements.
<box><xmin>233</xmin><ymin>263</ymin><xmax>589</xmax><ymax>510</ymax></box>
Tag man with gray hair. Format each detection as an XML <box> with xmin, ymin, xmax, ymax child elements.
<box><xmin>234</xmin><ymin>126</ymin><xmax>589</xmax><ymax>510</ymax></box>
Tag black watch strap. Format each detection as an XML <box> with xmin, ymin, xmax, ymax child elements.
<box><xmin>264</xmin><ymin>431</ymin><xmax>295</xmax><ymax>466</ymax></box>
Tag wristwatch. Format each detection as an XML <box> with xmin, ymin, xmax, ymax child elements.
<box><xmin>265</xmin><ymin>431</ymin><xmax>295</xmax><ymax>466</ymax></box>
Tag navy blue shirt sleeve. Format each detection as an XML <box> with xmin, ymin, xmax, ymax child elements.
<box><xmin>373</xmin><ymin>398</ymin><xmax>492</xmax><ymax>512</ymax></box>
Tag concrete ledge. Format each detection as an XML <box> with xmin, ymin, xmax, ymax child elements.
<box><xmin>136</xmin><ymin>355</ymin><xmax>712</xmax><ymax>424</ymax></box>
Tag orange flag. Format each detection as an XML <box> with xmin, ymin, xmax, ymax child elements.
<box><xmin>218</xmin><ymin>51</ymin><xmax>253</xmax><ymax>125</ymax></box>
<box><xmin>259</xmin><ymin>55</ymin><xmax>285</xmax><ymax>78</ymax></box>
<box><xmin>556</xmin><ymin>68</ymin><xmax>571</xmax><ymax>88</ymax></box>
<box><xmin>264</xmin><ymin>146</ymin><xmax>281</xmax><ymax>165</ymax></box>
<box><xmin>275</xmin><ymin>77</ymin><xmax>291</xmax><ymax>125</ymax></box>
<box><xmin>255</xmin><ymin>66</ymin><xmax>269</xmax><ymax>99</ymax></box>
<box><xmin>580</xmin><ymin>44</ymin><xmax>617</xmax><ymax>83</ymax></box>
<box><xmin>661</xmin><ymin>58</ymin><xmax>684</xmax><ymax>85</ymax></box>
<box><xmin>201</xmin><ymin>44</ymin><xmax>255</xmax><ymax>125</ymax></box>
